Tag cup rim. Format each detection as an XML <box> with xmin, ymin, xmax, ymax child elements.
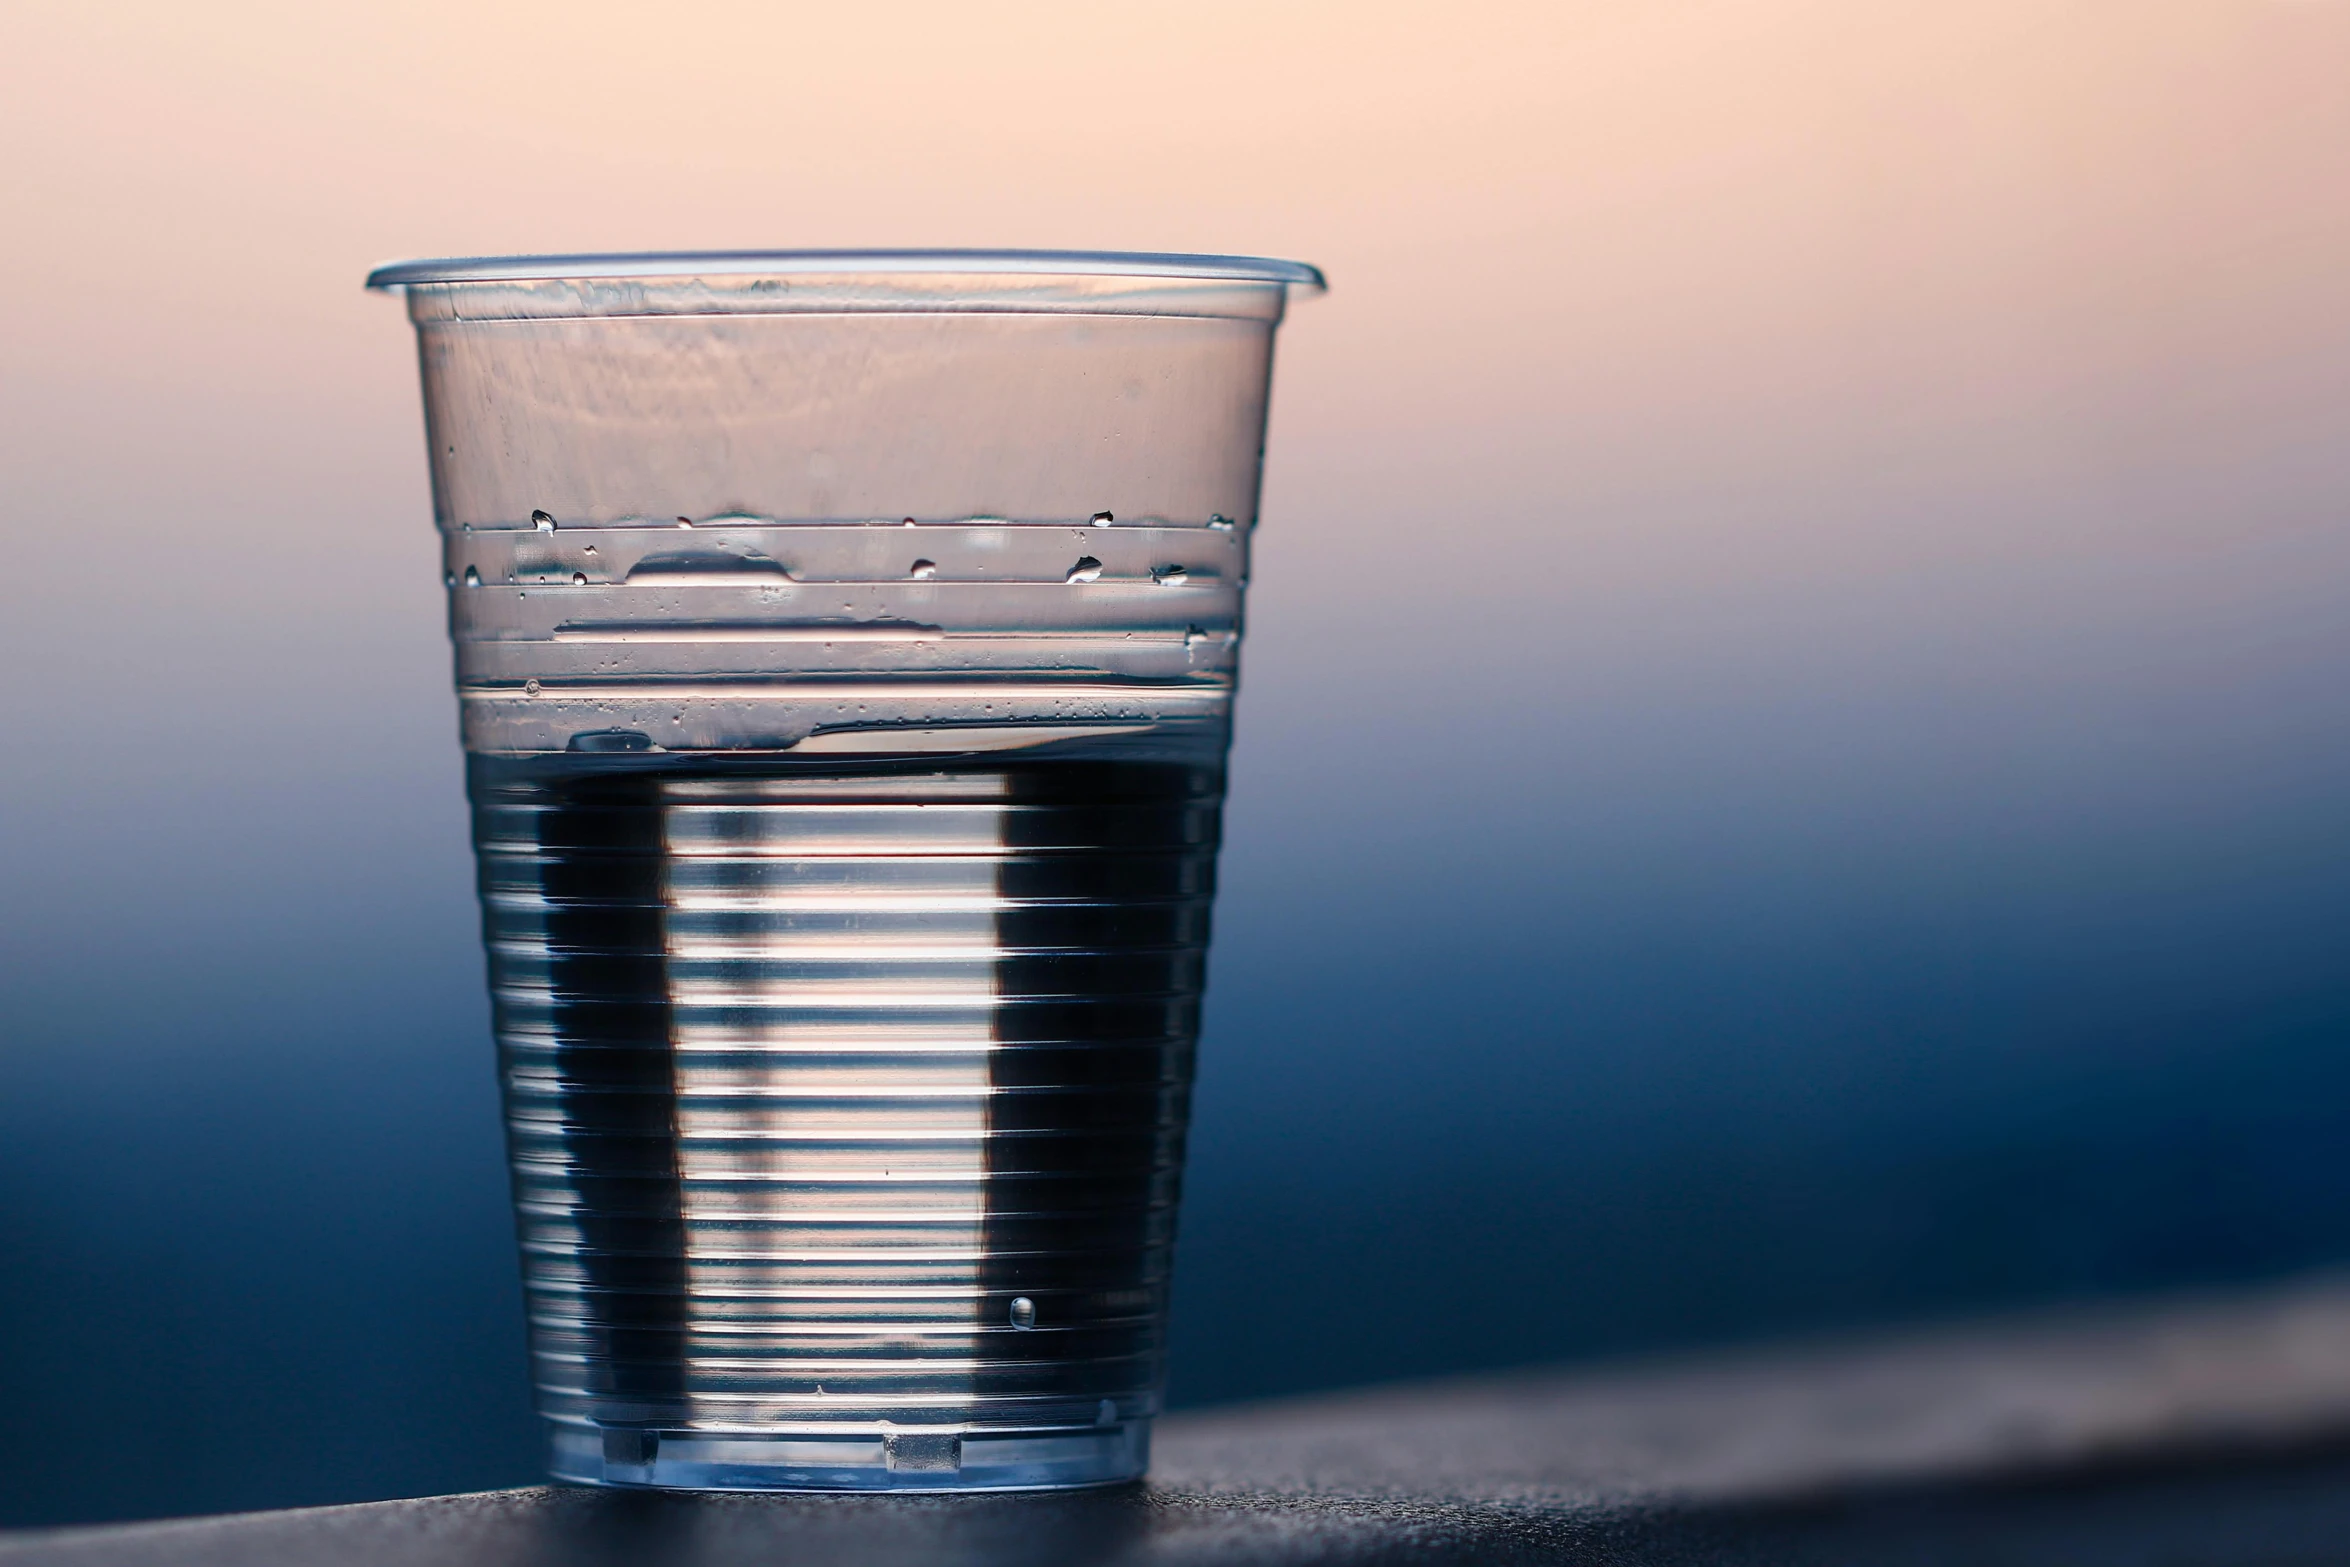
<box><xmin>366</xmin><ymin>248</ymin><xmax>1325</xmax><ymax>292</ymax></box>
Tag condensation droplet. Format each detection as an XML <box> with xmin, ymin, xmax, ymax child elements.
<box><xmin>1009</xmin><ymin>1297</ymin><xmax>1037</xmax><ymax>1330</ymax></box>
<box><xmin>902</xmin><ymin>516</ymin><xmax>917</xmax><ymax>527</ymax></box>
<box><xmin>1096</xmin><ymin>1399</ymin><xmax>1117</xmax><ymax>1427</ymax></box>
<box><xmin>1184</xmin><ymin>625</ymin><xmax>1206</xmax><ymax>653</ymax></box>
<box><xmin>1154</xmin><ymin>565</ymin><xmax>1189</xmax><ymax>586</ymax></box>
<box><xmin>573</xmin><ymin>571</ymin><xmax>589</xmax><ymax>586</ymax></box>
<box><xmin>676</xmin><ymin>516</ymin><xmax>694</xmax><ymax>529</ymax></box>
<box><xmin>1066</xmin><ymin>556</ymin><xmax>1102</xmax><ymax>584</ymax></box>
<box><xmin>909</xmin><ymin>559</ymin><xmax>936</xmax><ymax>580</ymax></box>
<box><xmin>1090</xmin><ymin>510</ymin><xmax>1115</xmax><ymax>525</ymax></box>
<box><xmin>524</xmin><ymin>679</ymin><xmax>542</xmax><ymax>696</ymax></box>
<box><xmin>443</xmin><ymin>571</ymin><xmax>455</xmax><ymax>588</ymax></box>
<box><xmin>583</xmin><ymin>544</ymin><xmax>598</xmax><ymax>557</ymax></box>
<box><xmin>1209</xmin><ymin>514</ymin><xmax>1235</xmax><ymax>531</ymax></box>
<box><xmin>462</xmin><ymin>565</ymin><xmax>481</xmax><ymax>587</ymax></box>
<box><xmin>532</xmin><ymin>510</ymin><xmax>557</xmax><ymax>532</ymax></box>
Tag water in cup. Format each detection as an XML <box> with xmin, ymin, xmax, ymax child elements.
<box><xmin>474</xmin><ymin>744</ymin><xmax>1219</xmax><ymax>1489</ymax></box>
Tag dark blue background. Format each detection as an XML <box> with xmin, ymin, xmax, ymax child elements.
<box><xmin>5</xmin><ymin>482</ymin><xmax>2347</xmax><ymax>1527</ymax></box>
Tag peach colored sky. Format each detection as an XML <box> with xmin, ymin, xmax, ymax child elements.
<box><xmin>3</xmin><ymin>0</ymin><xmax>2348</xmax><ymax>690</ymax></box>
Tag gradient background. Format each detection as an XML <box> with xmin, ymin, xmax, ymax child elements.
<box><xmin>5</xmin><ymin>0</ymin><xmax>2350</xmax><ymax>1529</ymax></box>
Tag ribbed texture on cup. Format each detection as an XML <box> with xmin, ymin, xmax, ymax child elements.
<box><xmin>472</xmin><ymin>759</ymin><xmax>1217</xmax><ymax>1436</ymax></box>
<box><xmin>443</xmin><ymin>518</ymin><xmax>1245</xmax><ymax>755</ymax></box>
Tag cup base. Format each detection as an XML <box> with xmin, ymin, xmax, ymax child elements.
<box><xmin>548</xmin><ymin>1420</ymin><xmax>1150</xmax><ymax>1493</ymax></box>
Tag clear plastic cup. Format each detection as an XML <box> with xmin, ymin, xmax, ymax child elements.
<box><xmin>367</xmin><ymin>251</ymin><xmax>1323</xmax><ymax>1491</ymax></box>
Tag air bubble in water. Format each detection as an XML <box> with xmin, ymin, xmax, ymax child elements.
<box><xmin>1090</xmin><ymin>510</ymin><xmax>1114</xmax><ymax>525</ymax></box>
<box><xmin>1066</xmin><ymin>557</ymin><xmax>1102</xmax><ymax>584</ymax></box>
<box><xmin>532</xmin><ymin>510</ymin><xmax>557</xmax><ymax>532</ymax></box>
<box><xmin>1154</xmin><ymin>565</ymin><xmax>1189</xmax><ymax>586</ymax></box>
<box><xmin>909</xmin><ymin>559</ymin><xmax>936</xmax><ymax>580</ymax></box>
<box><xmin>1009</xmin><ymin>1297</ymin><xmax>1037</xmax><ymax>1330</ymax></box>
<box><xmin>463</xmin><ymin>565</ymin><xmax>481</xmax><ymax>587</ymax></box>
<box><xmin>569</xmin><ymin>729</ymin><xmax>652</xmax><ymax>753</ymax></box>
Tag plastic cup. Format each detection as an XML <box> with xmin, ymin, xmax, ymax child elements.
<box><xmin>367</xmin><ymin>250</ymin><xmax>1322</xmax><ymax>1491</ymax></box>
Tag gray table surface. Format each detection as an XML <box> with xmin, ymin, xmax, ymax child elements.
<box><xmin>10</xmin><ymin>1276</ymin><xmax>2350</xmax><ymax>1565</ymax></box>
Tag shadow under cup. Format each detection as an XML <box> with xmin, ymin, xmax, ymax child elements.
<box><xmin>368</xmin><ymin>251</ymin><xmax>1322</xmax><ymax>1491</ymax></box>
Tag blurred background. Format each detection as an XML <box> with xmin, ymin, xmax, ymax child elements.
<box><xmin>5</xmin><ymin>0</ymin><xmax>2350</xmax><ymax>1529</ymax></box>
